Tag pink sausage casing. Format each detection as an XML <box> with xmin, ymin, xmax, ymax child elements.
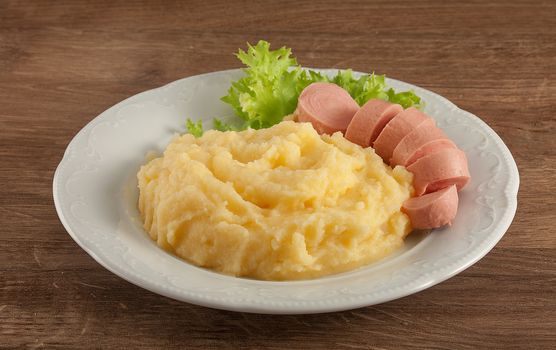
<box><xmin>407</xmin><ymin>148</ymin><xmax>470</xmax><ymax>196</ymax></box>
<box><xmin>404</xmin><ymin>139</ymin><xmax>457</xmax><ymax>167</ymax></box>
<box><xmin>390</xmin><ymin>119</ymin><xmax>454</xmax><ymax>166</ymax></box>
<box><xmin>373</xmin><ymin>107</ymin><xmax>430</xmax><ymax>161</ymax></box>
<box><xmin>296</xmin><ymin>82</ymin><xmax>360</xmax><ymax>135</ymax></box>
<box><xmin>344</xmin><ymin>99</ymin><xmax>403</xmax><ymax>148</ymax></box>
<box><xmin>402</xmin><ymin>185</ymin><xmax>459</xmax><ymax>229</ymax></box>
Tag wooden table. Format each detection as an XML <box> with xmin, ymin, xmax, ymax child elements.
<box><xmin>1</xmin><ymin>1</ymin><xmax>555</xmax><ymax>348</ymax></box>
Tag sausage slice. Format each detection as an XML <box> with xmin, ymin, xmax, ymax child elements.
<box><xmin>402</xmin><ymin>185</ymin><xmax>459</xmax><ymax>229</ymax></box>
<box><xmin>373</xmin><ymin>107</ymin><xmax>430</xmax><ymax>162</ymax></box>
<box><xmin>296</xmin><ymin>82</ymin><xmax>360</xmax><ymax>135</ymax></box>
<box><xmin>404</xmin><ymin>139</ymin><xmax>457</xmax><ymax>167</ymax></box>
<box><xmin>407</xmin><ymin>148</ymin><xmax>470</xmax><ymax>196</ymax></box>
<box><xmin>391</xmin><ymin>119</ymin><xmax>454</xmax><ymax>166</ymax></box>
<box><xmin>344</xmin><ymin>99</ymin><xmax>403</xmax><ymax>148</ymax></box>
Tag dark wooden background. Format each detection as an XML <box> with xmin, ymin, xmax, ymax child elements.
<box><xmin>1</xmin><ymin>0</ymin><xmax>555</xmax><ymax>348</ymax></box>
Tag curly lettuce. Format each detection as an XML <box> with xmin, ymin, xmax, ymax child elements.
<box><xmin>220</xmin><ymin>41</ymin><xmax>313</xmax><ymax>130</ymax></box>
<box><xmin>185</xmin><ymin>119</ymin><xmax>203</xmax><ymax>137</ymax></box>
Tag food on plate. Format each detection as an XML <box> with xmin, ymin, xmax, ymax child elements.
<box><xmin>137</xmin><ymin>121</ymin><xmax>413</xmax><ymax>280</ymax></box>
<box><xmin>344</xmin><ymin>99</ymin><xmax>403</xmax><ymax>148</ymax></box>
<box><xmin>406</xmin><ymin>148</ymin><xmax>470</xmax><ymax>196</ymax></box>
<box><xmin>295</xmin><ymin>82</ymin><xmax>359</xmax><ymax>134</ymax></box>
<box><xmin>391</xmin><ymin>123</ymin><xmax>455</xmax><ymax>167</ymax></box>
<box><xmin>137</xmin><ymin>41</ymin><xmax>472</xmax><ymax>280</ymax></box>
<box><xmin>186</xmin><ymin>40</ymin><xmax>422</xmax><ymax>135</ymax></box>
<box><xmin>402</xmin><ymin>139</ymin><xmax>458</xmax><ymax>168</ymax></box>
<box><xmin>290</xmin><ymin>76</ymin><xmax>471</xmax><ymax>230</ymax></box>
<box><xmin>373</xmin><ymin>107</ymin><xmax>430</xmax><ymax>161</ymax></box>
<box><xmin>402</xmin><ymin>185</ymin><xmax>458</xmax><ymax>229</ymax></box>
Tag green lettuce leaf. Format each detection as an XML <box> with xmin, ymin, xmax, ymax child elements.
<box><xmin>212</xmin><ymin>118</ymin><xmax>240</xmax><ymax>132</ymax></box>
<box><xmin>330</xmin><ymin>69</ymin><xmax>389</xmax><ymax>105</ymax></box>
<box><xmin>386</xmin><ymin>88</ymin><xmax>423</xmax><ymax>109</ymax></box>
<box><xmin>221</xmin><ymin>40</ymin><xmax>311</xmax><ymax>129</ymax></box>
<box><xmin>186</xmin><ymin>118</ymin><xmax>203</xmax><ymax>137</ymax></box>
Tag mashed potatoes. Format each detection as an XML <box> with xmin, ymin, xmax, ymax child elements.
<box><xmin>137</xmin><ymin>121</ymin><xmax>413</xmax><ymax>280</ymax></box>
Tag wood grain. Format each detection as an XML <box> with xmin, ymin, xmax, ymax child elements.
<box><xmin>1</xmin><ymin>0</ymin><xmax>555</xmax><ymax>348</ymax></box>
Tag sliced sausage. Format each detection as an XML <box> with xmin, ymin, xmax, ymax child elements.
<box><xmin>344</xmin><ymin>99</ymin><xmax>403</xmax><ymax>147</ymax></box>
<box><xmin>402</xmin><ymin>185</ymin><xmax>459</xmax><ymax>229</ymax></box>
<box><xmin>391</xmin><ymin>119</ymin><xmax>453</xmax><ymax>166</ymax></box>
<box><xmin>407</xmin><ymin>148</ymin><xmax>470</xmax><ymax>196</ymax></box>
<box><xmin>296</xmin><ymin>82</ymin><xmax>360</xmax><ymax>135</ymax></box>
<box><xmin>373</xmin><ymin>107</ymin><xmax>430</xmax><ymax>162</ymax></box>
<box><xmin>404</xmin><ymin>139</ymin><xmax>457</xmax><ymax>167</ymax></box>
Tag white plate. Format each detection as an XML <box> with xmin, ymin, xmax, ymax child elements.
<box><xmin>53</xmin><ymin>69</ymin><xmax>519</xmax><ymax>314</ymax></box>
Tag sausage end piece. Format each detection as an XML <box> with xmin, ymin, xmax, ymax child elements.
<box><xmin>402</xmin><ymin>185</ymin><xmax>459</xmax><ymax>229</ymax></box>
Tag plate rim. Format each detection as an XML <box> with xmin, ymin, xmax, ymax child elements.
<box><xmin>53</xmin><ymin>68</ymin><xmax>520</xmax><ymax>314</ymax></box>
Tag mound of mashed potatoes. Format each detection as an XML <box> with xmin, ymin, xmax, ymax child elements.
<box><xmin>137</xmin><ymin>121</ymin><xmax>413</xmax><ymax>280</ymax></box>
